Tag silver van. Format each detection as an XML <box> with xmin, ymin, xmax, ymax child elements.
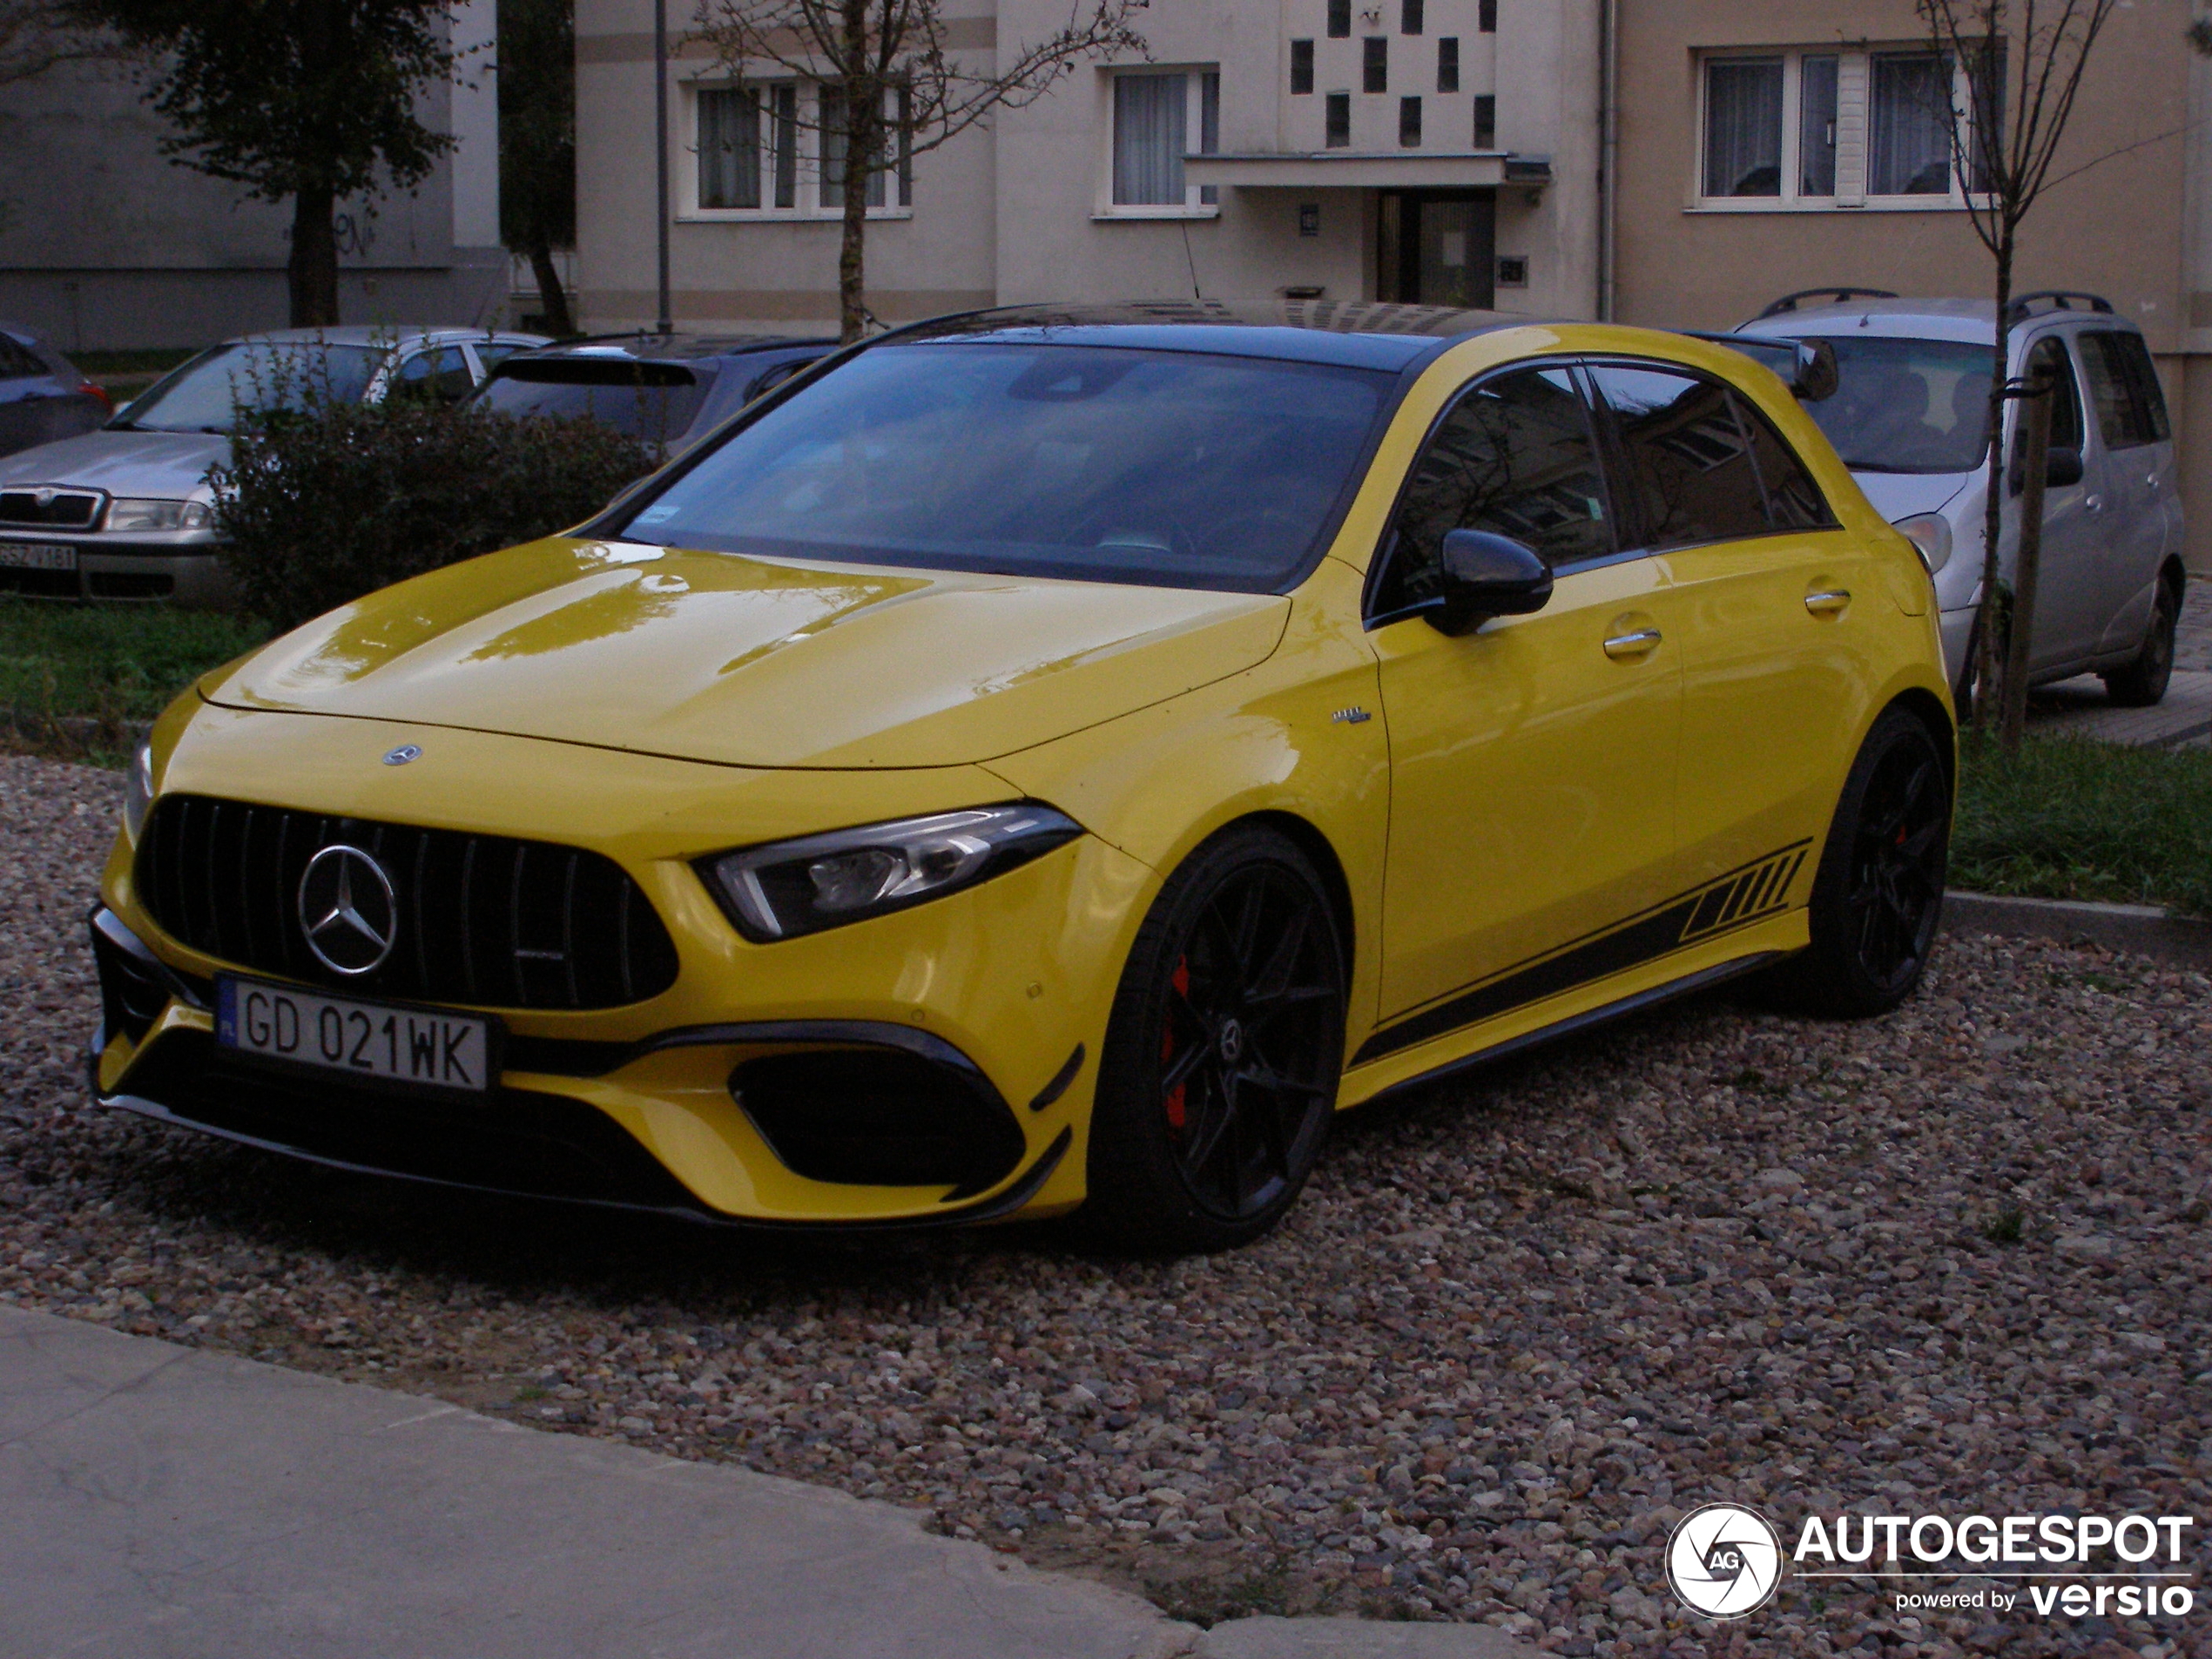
<box><xmin>1735</xmin><ymin>291</ymin><xmax>2184</xmax><ymax>707</ymax></box>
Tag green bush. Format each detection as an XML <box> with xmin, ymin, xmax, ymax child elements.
<box><xmin>213</xmin><ymin>401</ymin><xmax>658</xmax><ymax>631</ymax></box>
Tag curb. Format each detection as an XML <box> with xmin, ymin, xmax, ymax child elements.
<box><xmin>1942</xmin><ymin>889</ymin><xmax>2212</xmax><ymax>970</ymax></box>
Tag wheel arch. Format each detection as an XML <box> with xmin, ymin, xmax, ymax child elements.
<box><xmin>1231</xmin><ymin>809</ymin><xmax>1358</xmax><ymax>984</ymax></box>
<box><xmin>1885</xmin><ymin>686</ymin><xmax>1958</xmax><ymax>790</ymax></box>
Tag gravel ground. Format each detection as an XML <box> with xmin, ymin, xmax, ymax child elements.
<box><xmin>3</xmin><ymin>752</ymin><xmax>2208</xmax><ymax>1659</ymax></box>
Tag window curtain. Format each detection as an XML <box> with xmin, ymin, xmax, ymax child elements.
<box><xmin>698</xmin><ymin>88</ymin><xmax>761</xmax><ymax>209</ymax></box>
<box><xmin>1798</xmin><ymin>56</ymin><xmax>1838</xmax><ymax>196</ymax></box>
<box><xmin>1870</xmin><ymin>53</ymin><xmax>1953</xmax><ymax>195</ymax></box>
<box><xmin>1114</xmin><ymin>72</ymin><xmax>1187</xmax><ymax>205</ymax></box>
<box><xmin>819</xmin><ymin>85</ymin><xmax>888</xmax><ymax>210</ymax></box>
<box><xmin>1703</xmin><ymin>59</ymin><xmax>1783</xmax><ymax>197</ymax></box>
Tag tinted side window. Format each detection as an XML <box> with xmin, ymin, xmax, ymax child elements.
<box><xmin>2078</xmin><ymin>331</ymin><xmax>2169</xmax><ymax>448</ymax></box>
<box><xmin>0</xmin><ymin>337</ymin><xmax>47</xmax><ymax>380</ymax></box>
<box><xmin>1372</xmin><ymin>365</ymin><xmax>1612</xmax><ymax>617</ymax></box>
<box><xmin>397</xmin><ymin>347</ymin><xmax>475</xmax><ymax>404</ymax></box>
<box><xmin>1588</xmin><ymin>364</ymin><xmax>1770</xmax><ymax>549</ymax></box>
<box><xmin>1732</xmin><ymin>397</ymin><xmax>1838</xmax><ymax>530</ymax></box>
<box><xmin>2014</xmin><ymin>337</ymin><xmax>2086</xmax><ymax>479</ymax></box>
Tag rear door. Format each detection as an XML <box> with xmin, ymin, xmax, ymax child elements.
<box><xmin>1588</xmin><ymin>360</ymin><xmax>1878</xmax><ymax>898</ymax></box>
<box><xmin>2074</xmin><ymin>327</ymin><xmax>2175</xmax><ymax>657</ymax></box>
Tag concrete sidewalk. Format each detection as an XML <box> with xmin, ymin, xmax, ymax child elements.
<box><xmin>0</xmin><ymin>1307</ymin><xmax>1527</xmax><ymax>1659</ymax></box>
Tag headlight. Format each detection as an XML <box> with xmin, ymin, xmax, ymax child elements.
<box><xmin>105</xmin><ymin>497</ymin><xmax>211</xmax><ymax>532</ymax></box>
<box><xmin>699</xmin><ymin>803</ymin><xmax>1083</xmax><ymax>941</ymax></box>
<box><xmin>124</xmin><ymin>745</ymin><xmax>153</xmax><ymax>841</ymax></box>
<box><xmin>1894</xmin><ymin>513</ymin><xmax>1952</xmax><ymax>577</ymax></box>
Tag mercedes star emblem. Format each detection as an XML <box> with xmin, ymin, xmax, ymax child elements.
<box><xmin>382</xmin><ymin>744</ymin><xmax>421</xmax><ymax>765</ymax></box>
<box><xmin>297</xmin><ymin>845</ymin><xmax>399</xmax><ymax>975</ymax></box>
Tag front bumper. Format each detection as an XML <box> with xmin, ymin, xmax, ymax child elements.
<box><xmin>0</xmin><ymin>536</ymin><xmax>233</xmax><ymax>605</ymax></box>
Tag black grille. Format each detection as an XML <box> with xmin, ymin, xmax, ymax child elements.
<box><xmin>0</xmin><ymin>489</ymin><xmax>101</xmax><ymax>527</ymax></box>
<box><xmin>138</xmin><ymin>794</ymin><xmax>681</xmax><ymax>1010</ymax></box>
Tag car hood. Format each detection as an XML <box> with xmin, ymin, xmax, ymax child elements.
<box><xmin>201</xmin><ymin>539</ymin><xmax>1292</xmax><ymax>770</ymax></box>
<box><xmin>1850</xmin><ymin>469</ymin><xmax>1972</xmax><ymax>524</ymax></box>
<box><xmin>0</xmin><ymin>428</ymin><xmax>229</xmax><ymax>497</ymax></box>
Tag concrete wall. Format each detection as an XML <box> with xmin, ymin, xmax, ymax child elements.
<box><xmin>0</xmin><ymin>1</ymin><xmax>505</xmax><ymax>351</ymax></box>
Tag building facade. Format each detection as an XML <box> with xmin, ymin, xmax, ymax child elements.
<box><xmin>0</xmin><ymin>1</ymin><xmax>505</xmax><ymax>352</ymax></box>
<box><xmin>1609</xmin><ymin>0</ymin><xmax>2212</xmax><ymax>570</ymax></box>
<box><xmin>571</xmin><ymin>0</ymin><xmax>1603</xmax><ymax>330</ymax></box>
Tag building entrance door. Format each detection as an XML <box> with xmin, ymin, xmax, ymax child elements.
<box><xmin>1377</xmin><ymin>191</ymin><xmax>1495</xmax><ymax>308</ymax></box>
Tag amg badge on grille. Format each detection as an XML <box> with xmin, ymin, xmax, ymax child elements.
<box><xmin>297</xmin><ymin>845</ymin><xmax>399</xmax><ymax>975</ymax></box>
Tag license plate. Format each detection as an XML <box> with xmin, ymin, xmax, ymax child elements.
<box><xmin>216</xmin><ymin>977</ymin><xmax>495</xmax><ymax>1093</ymax></box>
<box><xmin>0</xmin><ymin>542</ymin><xmax>76</xmax><ymax>570</ymax></box>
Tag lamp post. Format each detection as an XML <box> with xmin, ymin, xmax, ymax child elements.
<box><xmin>653</xmin><ymin>0</ymin><xmax>672</xmax><ymax>334</ymax></box>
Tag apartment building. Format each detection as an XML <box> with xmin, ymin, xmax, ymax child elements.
<box><xmin>1609</xmin><ymin>0</ymin><xmax>2212</xmax><ymax>567</ymax></box>
<box><xmin>570</xmin><ymin>0</ymin><xmax>1602</xmax><ymax>327</ymax></box>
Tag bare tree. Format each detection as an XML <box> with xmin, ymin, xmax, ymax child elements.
<box><xmin>0</xmin><ymin>0</ymin><xmax>109</xmax><ymax>84</ymax></box>
<box><xmin>691</xmin><ymin>0</ymin><xmax>1146</xmax><ymax>342</ymax></box>
<box><xmin>1918</xmin><ymin>0</ymin><xmax>2119</xmax><ymax>749</ymax></box>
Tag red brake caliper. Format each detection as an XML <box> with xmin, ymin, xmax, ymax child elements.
<box><xmin>1163</xmin><ymin>957</ymin><xmax>1190</xmax><ymax>1130</ymax></box>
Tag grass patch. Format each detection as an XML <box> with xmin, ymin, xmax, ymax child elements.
<box><xmin>1953</xmin><ymin>733</ymin><xmax>2212</xmax><ymax>917</ymax></box>
<box><xmin>0</xmin><ymin>597</ymin><xmax>267</xmax><ymax>745</ymax></box>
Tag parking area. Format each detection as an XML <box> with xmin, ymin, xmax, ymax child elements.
<box><xmin>2</xmin><ymin>752</ymin><xmax>2206</xmax><ymax>1658</ymax></box>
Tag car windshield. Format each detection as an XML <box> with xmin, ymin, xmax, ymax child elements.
<box><xmin>616</xmin><ymin>342</ymin><xmax>1393</xmax><ymax>591</ymax></box>
<box><xmin>119</xmin><ymin>341</ymin><xmax>384</xmax><ymax>433</ymax></box>
<box><xmin>1793</xmin><ymin>335</ymin><xmax>1997</xmax><ymax>474</ymax></box>
<box><xmin>476</xmin><ymin>360</ymin><xmax>715</xmax><ymax>443</ymax></box>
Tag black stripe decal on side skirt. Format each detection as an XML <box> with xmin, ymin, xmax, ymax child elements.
<box><xmin>1352</xmin><ymin>841</ymin><xmax>1811</xmax><ymax>1066</ymax></box>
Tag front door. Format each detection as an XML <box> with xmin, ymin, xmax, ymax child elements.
<box><xmin>1378</xmin><ymin>191</ymin><xmax>1495</xmax><ymax>309</ymax></box>
<box><xmin>2007</xmin><ymin>332</ymin><xmax>2103</xmax><ymax>671</ymax></box>
<box><xmin>1367</xmin><ymin>362</ymin><xmax>1683</xmax><ymax>1042</ymax></box>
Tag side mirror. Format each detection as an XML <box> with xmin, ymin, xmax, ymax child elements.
<box><xmin>2046</xmin><ymin>445</ymin><xmax>2083</xmax><ymax>489</ymax></box>
<box><xmin>1430</xmin><ymin>529</ymin><xmax>1553</xmax><ymax>636</ymax></box>
<box><xmin>1791</xmin><ymin>340</ymin><xmax>1839</xmax><ymax>402</ymax></box>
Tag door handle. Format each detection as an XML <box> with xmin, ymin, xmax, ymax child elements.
<box><xmin>2085</xmin><ymin>494</ymin><xmax>2103</xmax><ymax>510</ymax></box>
<box><xmin>1804</xmin><ymin>589</ymin><xmax>1851</xmax><ymax>616</ymax></box>
<box><xmin>1602</xmin><ymin>628</ymin><xmax>1662</xmax><ymax>659</ymax></box>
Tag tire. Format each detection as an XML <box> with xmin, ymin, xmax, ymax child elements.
<box><xmin>2101</xmin><ymin>577</ymin><xmax>2180</xmax><ymax>708</ymax></box>
<box><xmin>1082</xmin><ymin>825</ymin><xmax>1347</xmax><ymax>1253</ymax></box>
<box><xmin>1764</xmin><ymin>705</ymin><xmax>1952</xmax><ymax>1019</ymax></box>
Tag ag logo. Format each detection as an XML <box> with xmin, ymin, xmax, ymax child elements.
<box><xmin>1666</xmin><ymin>1503</ymin><xmax>1784</xmax><ymax>1619</ymax></box>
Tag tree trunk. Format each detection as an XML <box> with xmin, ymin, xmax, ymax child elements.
<box><xmin>528</xmin><ymin>241</ymin><xmax>577</xmax><ymax>337</ymax></box>
<box><xmin>836</xmin><ymin>0</ymin><xmax>872</xmax><ymax>345</ymax></box>
<box><xmin>2000</xmin><ymin>360</ymin><xmax>2054</xmax><ymax>757</ymax></box>
<box><xmin>288</xmin><ymin>183</ymin><xmax>341</xmax><ymax>327</ymax></box>
<box><xmin>1969</xmin><ymin>240</ymin><xmax>2013</xmax><ymax>732</ymax></box>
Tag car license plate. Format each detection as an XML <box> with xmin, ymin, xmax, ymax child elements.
<box><xmin>0</xmin><ymin>542</ymin><xmax>76</xmax><ymax>571</ymax></box>
<box><xmin>215</xmin><ymin>977</ymin><xmax>495</xmax><ymax>1093</ymax></box>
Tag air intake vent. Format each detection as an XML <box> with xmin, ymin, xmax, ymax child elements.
<box><xmin>137</xmin><ymin>795</ymin><xmax>680</xmax><ymax>1010</ymax></box>
<box><xmin>0</xmin><ymin>489</ymin><xmax>102</xmax><ymax>527</ymax></box>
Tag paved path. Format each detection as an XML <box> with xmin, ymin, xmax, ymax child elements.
<box><xmin>0</xmin><ymin>1307</ymin><xmax>1527</xmax><ymax>1659</ymax></box>
<box><xmin>2021</xmin><ymin>583</ymin><xmax>2212</xmax><ymax>748</ymax></box>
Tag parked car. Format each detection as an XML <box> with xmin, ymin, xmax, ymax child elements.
<box><xmin>0</xmin><ymin>326</ymin><xmax>547</xmax><ymax>605</ymax></box>
<box><xmin>1735</xmin><ymin>290</ymin><xmax>2185</xmax><ymax>708</ymax></box>
<box><xmin>465</xmin><ymin>334</ymin><xmax>838</xmax><ymax>455</ymax></box>
<box><xmin>0</xmin><ymin>322</ymin><xmax>110</xmax><ymax>460</ymax></box>
<box><xmin>92</xmin><ymin>303</ymin><xmax>1953</xmax><ymax>1250</ymax></box>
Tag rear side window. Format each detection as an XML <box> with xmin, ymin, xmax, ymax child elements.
<box><xmin>2013</xmin><ymin>336</ymin><xmax>2086</xmax><ymax>481</ymax></box>
<box><xmin>1587</xmin><ymin>364</ymin><xmax>1772</xmax><ymax>549</ymax></box>
<box><xmin>0</xmin><ymin>337</ymin><xmax>48</xmax><ymax>380</ymax></box>
<box><xmin>1732</xmin><ymin>397</ymin><xmax>1837</xmax><ymax>530</ymax></box>
<box><xmin>1373</xmin><ymin>364</ymin><xmax>1614</xmax><ymax>617</ymax></box>
<box><xmin>479</xmin><ymin>360</ymin><xmax>714</xmax><ymax>444</ymax></box>
<box><xmin>395</xmin><ymin>346</ymin><xmax>475</xmax><ymax>405</ymax></box>
<box><xmin>2078</xmin><ymin>331</ymin><xmax>2170</xmax><ymax>448</ymax></box>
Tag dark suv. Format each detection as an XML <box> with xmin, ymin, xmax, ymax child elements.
<box><xmin>468</xmin><ymin>334</ymin><xmax>837</xmax><ymax>455</ymax></box>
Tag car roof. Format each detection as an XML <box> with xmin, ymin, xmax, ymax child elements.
<box><xmin>1736</xmin><ymin>296</ymin><xmax>2142</xmax><ymax>346</ymax></box>
<box><xmin>503</xmin><ymin>334</ymin><xmax>838</xmax><ymax>368</ymax></box>
<box><xmin>891</xmin><ymin>300</ymin><xmax>1543</xmax><ymax>371</ymax></box>
<box><xmin>218</xmin><ymin>327</ymin><xmax>550</xmax><ymax>348</ymax></box>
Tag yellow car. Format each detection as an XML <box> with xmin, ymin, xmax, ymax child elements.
<box><xmin>90</xmin><ymin>305</ymin><xmax>1953</xmax><ymax>1251</ymax></box>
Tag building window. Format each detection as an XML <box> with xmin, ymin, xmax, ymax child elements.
<box><xmin>1363</xmin><ymin>37</ymin><xmax>1387</xmax><ymax>93</ymax></box>
<box><xmin>1325</xmin><ymin>91</ymin><xmax>1351</xmax><ymax>147</ymax></box>
<box><xmin>1401</xmin><ymin>0</ymin><xmax>1422</xmax><ymax>35</ymax></box>
<box><xmin>1696</xmin><ymin>45</ymin><xmax>1996</xmax><ymax>208</ymax></box>
<box><xmin>1437</xmin><ymin>37</ymin><xmax>1459</xmax><ymax>92</ymax></box>
<box><xmin>1291</xmin><ymin>38</ymin><xmax>1314</xmax><ymax>94</ymax></box>
<box><xmin>689</xmin><ymin>80</ymin><xmax>900</xmax><ymax>219</ymax></box>
<box><xmin>1399</xmin><ymin>96</ymin><xmax>1421</xmax><ymax>146</ymax></box>
<box><xmin>1478</xmin><ymin>0</ymin><xmax>1496</xmax><ymax>32</ymax></box>
<box><xmin>1109</xmin><ymin>69</ymin><xmax>1219</xmax><ymax>212</ymax></box>
<box><xmin>1474</xmin><ymin>93</ymin><xmax>1495</xmax><ymax>148</ymax></box>
<box><xmin>1327</xmin><ymin>0</ymin><xmax>1349</xmax><ymax>38</ymax></box>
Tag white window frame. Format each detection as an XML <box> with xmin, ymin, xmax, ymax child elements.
<box><xmin>680</xmin><ymin>77</ymin><xmax>914</xmax><ymax>223</ymax></box>
<box><xmin>1691</xmin><ymin>45</ymin><xmax>1994</xmax><ymax>213</ymax></box>
<box><xmin>1095</xmin><ymin>64</ymin><xmax>1222</xmax><ymax>221</ymax></box>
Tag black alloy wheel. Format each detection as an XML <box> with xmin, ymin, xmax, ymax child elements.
<box><xmin>1765</xmin><ymin>705</ymin><xmax>1952</xmax><ymax>1018</ymax></box>
<box><xmin>2103</xmin><ymin>577</ymin><xmax>2180</xmax><ymax>708</ymax></box>
<box><xmin>1085</xmin><ymin>826</ymin><xmax>1346</xmax><ymax>1252</ymax></box>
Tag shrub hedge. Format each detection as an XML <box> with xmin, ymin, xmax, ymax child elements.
<box><xmin>213</xmin><ymin>401</ymin><xmax>658</xmax><ymax>631</ymax></box>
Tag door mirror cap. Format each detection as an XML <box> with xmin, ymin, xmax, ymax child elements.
<box><xmin>2046</xmin><ymin>445</ymin><xmax>2084</xmax><ymax>489</ymax></box>
<box><xmin>1429</xmin><ymin>529</ymin><xmax>1554</xmax><ymax>636</ymax></box>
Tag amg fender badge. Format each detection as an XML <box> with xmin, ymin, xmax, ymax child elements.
<box><xmin>1332</xmin><ymin>707</ymin><xmax>1372</xmax><ymax>725</ymax></box>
